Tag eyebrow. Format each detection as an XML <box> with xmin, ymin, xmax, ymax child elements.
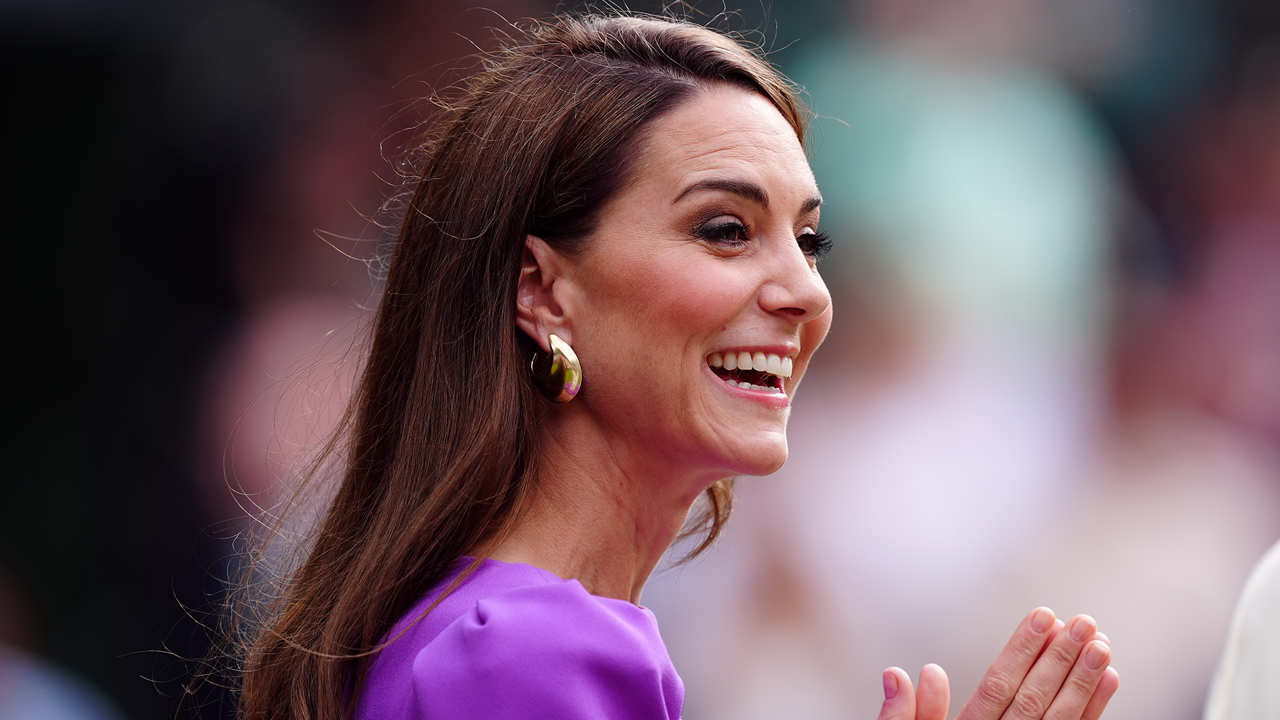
<box><xmin>672</xmin><ymin>178</ymin><xmax>822</xmax><ymax>215</ymax></box>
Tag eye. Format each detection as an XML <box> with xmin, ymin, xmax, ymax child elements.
<box><xmin>693</xmin><ymin>217</ymin><xmax>750</xmax><ymax>248</ymax></box>
<box><xmin>797</xmin><ymin>230</ymin><xmax>832</xmax><ymax>260</ymax></box>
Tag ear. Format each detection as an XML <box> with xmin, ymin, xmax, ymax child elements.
<box><xmin>516</xmin><ymin>235</ymin><xmax>573</xmax><ymax>350</ymax></box>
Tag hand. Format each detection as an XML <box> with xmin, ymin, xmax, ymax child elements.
<box><xmin>876</xmin><ymin>663</ymin><xmax>949</xmax><ymax>720</ymax></box>
<box><xmin>875</xmin><ymin>608</ymin><xmax>1120</xmax><ymax>720</ymax></box>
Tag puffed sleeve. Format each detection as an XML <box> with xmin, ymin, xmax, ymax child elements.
<box><xmin>408</xmin><ymin>582</ymin><xmax>684</xmax><ymax>719</ymax></box>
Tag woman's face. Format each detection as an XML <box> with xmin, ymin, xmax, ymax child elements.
<box><xmin>561</xmin><ymin>83</ymin><xmax>832</xmax><ymax>480</ymax></box>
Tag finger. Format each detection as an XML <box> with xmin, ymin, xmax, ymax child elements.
<box><xmin>1045</xmin><ymin>619</ymin><xmax>1066</xmax><ymax>652</ymax></box>
<box><xmin>877</xmin><ymin>667</ymin><xmax>917</xmax><ymax>720</ymax></box>
<box><xmin>916</xmin><ymin>664</ymin><xmax>950</xmax><ymax>720</ymax></box>
<box><xmin>956</xmin><ymin>607</ymin><xmax>1058</xmax><ymax>720</ymax></box>
<box><xmin>1001</xmin><ymin>614</ymin><xmax>1096</xmax><ymax>720</ymax></box>
<box><xmin>1092</xmin><ymin>631</ymin><xmax>1109</xmax><ymax>646</ymax></box>
<box><xmin>1043</xmin><ymin>640</ymin><xmax>1110</xmax><ymax>720</ymax></box>
<box><xmin>1081</xmin><ymin>667</ymin><xmax>1119</xmax><ymax>720</ymax></box>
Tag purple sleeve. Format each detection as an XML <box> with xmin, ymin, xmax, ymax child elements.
<box><xmin>408</xmin><ymin>583</ymin><xmax>684</xmax><ymax>719</ymax></box>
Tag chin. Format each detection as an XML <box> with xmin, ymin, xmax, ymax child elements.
<box><xmin>730</xmin><ymin>436</ymin><xmax>789</xmax><ymax>476</ymax></box>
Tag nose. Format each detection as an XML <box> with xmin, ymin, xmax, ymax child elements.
<box><xmin>758</xmin><ymin>242</ymin><xmax>831</xmax><ymax>322</ymax></box>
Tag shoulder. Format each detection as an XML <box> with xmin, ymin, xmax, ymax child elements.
<box><xmin>408</xmin><ymin>580</ymin><xmax>683</xmax><ymax>719</ymax></box>
<box><xmin>1204</xmin><ymin>540</ymin><xmax>1280</xmax><ymax>720</ymax></box>
<box><xmin>426</xmin><ymin>579</ymin><xmax>664</xmax><ymax>662</ymax></box>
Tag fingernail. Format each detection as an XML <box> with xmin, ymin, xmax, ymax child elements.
<box><xmin>1085</xmin><ymin>640</ymin><xmax>1109</xmax><ymax>669</ymax></box>
<box><xmin>1031</xmin><ymin>607</ymin><xmax>1054</xmax><ymax>633</ymax></box>
<box><xmin>883</xmin><ymin>669</ymin><xmax>899</xmax><ymax>699</ymax></box>
<box><xmin>1070</xmin><ymin>615</ymin><xmax>1096</xmax><ymax>642</ymax></box>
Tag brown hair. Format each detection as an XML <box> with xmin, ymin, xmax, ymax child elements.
<box><xmin>237</xmin><ymin>13</ymin><xmax>805</xmax><ymax>720</ymax></box>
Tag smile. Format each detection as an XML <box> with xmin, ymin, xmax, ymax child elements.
<box><xmin>706</xmin><ymin>350</ymin><xmax>792</xmax><ymax>395</ymax></box>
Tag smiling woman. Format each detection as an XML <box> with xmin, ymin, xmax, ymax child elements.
<box><xmin>513</xmin><ymin>83</ymin><xmax>833</xmax><ymax>493</ymax></box>
<box><xmin>233</xmin><ymin>12</ymin><xmax>1118</xmax><ymax>720</ymax></box>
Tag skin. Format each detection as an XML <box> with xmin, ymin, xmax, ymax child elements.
<box><xmin>499</xmin><ymin>83</ymin><xmax>1119</xmax><ymax>719</ymax></box>
<box><xmin>879</xmin><ymin>611</ymin><xmax>1120</xmax><ymax>720</ymax></box>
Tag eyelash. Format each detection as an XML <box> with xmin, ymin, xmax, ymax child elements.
<box><xmin>693</xmin><ymin>219</ymin><xmax>833</xmax><ymax>260</ymax></box>
<box><xmin>799</xmin><ymin>231</ymin><xmax>832</xmax><ymax>259</ymax></box>
<box><xmin>694</xmin><ymin>220</ymin><xmax>751</xmax><ymax>247</ymax></box>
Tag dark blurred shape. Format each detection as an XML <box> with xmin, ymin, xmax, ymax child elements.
<box><xmin>2</xmin><ymin>0</ymin><xmax>537</xmax><ymax>717</ymax></box>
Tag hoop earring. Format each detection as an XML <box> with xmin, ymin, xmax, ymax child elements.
<box><xmin>530</xmin><ymin>333</ymin><xmax>582</xmax><ymax>402</ymax></box>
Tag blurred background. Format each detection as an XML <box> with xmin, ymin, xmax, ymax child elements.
<box><xmin>3</xmin><ymin>0</ymin><xmax>1278</xmax><ymax>718</ymax></box>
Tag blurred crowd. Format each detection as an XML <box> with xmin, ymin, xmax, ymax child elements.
<box><xmin>4</xmin><ymin>1</ymin><xmax>1278</xmax><ymax>719</ymax></box>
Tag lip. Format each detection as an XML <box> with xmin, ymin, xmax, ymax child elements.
<box><xmin>702</xmin><ymin>363</ymin><xmax>791</xmax><ymax>409</ymax></box>
<box><xmin>707</xmin><ymin>344</ymin><xmax>799</xmax><ymax>360</ymax></box>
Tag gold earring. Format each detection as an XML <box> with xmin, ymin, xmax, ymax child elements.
<box><xmin>530</xmin><ymin>333</ymin><xmax>582</xmax><ymax>402</ymax></box>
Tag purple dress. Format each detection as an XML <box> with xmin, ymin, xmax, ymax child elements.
<box><xmin>354</xmin><ymin>557</ymin><xmax>685</xmax><ymax>719</ymax></box>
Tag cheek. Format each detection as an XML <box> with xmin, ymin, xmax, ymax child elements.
<box><xmin>575</xmin><ymin>255</ymin><xmax>756</xmax><ymax>441</ymax></box>
<box><xmin>794</xmin><ymin>307</ymin><xmax>834</xmax><ymax>379</ymax></box>
<box><xmin>588</xmin><ymin>252</ymin><xmax>754</xmax><ymax>339</ymax></box>
<box><xmin>809</xmin><ymin>307</ymin><xmax>833</xmax><ymax>351</ymax></box>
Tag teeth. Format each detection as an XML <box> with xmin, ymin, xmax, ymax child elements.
<box><xmin>723</xmin><ymin>377</ymin><xmax>783</xmax><ymax>393</ymax></box>
<box><xmin>707</xmin><ymin>350</ymin><xmax>797</xmax><ymax>379</ymax></box>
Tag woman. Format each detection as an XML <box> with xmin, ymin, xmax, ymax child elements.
<box><xmin>238</xmin><ymin>13</ymin><xmax>1119</xmax><ymax>720</ymax></box>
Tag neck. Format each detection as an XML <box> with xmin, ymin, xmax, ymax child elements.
<box><xmin>485</xmin><ymin>408</ymin><xmax>720</xmax><ymax>603</ymax></box>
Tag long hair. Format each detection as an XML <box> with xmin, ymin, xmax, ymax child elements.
<box><xmin>237</xmin><ymin>13</ymin><xmax>805</xmax><ymax>720</ymax></box>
